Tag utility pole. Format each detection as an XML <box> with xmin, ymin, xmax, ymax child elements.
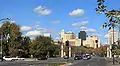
<box><xmin>0</xmin><ymin>18</ymin><xmax>11</xmax><ymax>61</ymax></box>
<box><xmin>112</xmin><ymin>26</ymin><xmax>115</xmax><ymax>64</ymax></box>
<box><xmin>0</xmin><ymin>34</ymin><xmax>2</xmax><ymax>58</ymax></box>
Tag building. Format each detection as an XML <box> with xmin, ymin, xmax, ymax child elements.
<box><xmin>78</xmin><ymin>31</ymin><xmax>87</xmax><ymax>40</ymax></box>
<box><xmin>61</xmin><ymin>29</ymin><xmax>76</xmax><ymax>43</ymax></box>
<box><xmin>60</xmin><ymin>29</ymin><xmax>101</xmax><ymax>57</ymax></box>
<box><xmin>43</xmin><ymin>33</ymin><xmax>51</xmax><ymax>37</ymax></box>
<box><xmin>107</xmin><ymin>30</ymin><xmax>119</xmax><ymax>58</ymax></box>
<box><xmin>61</xmin><ymin>29</ymin><xmax>101</xmax><ymax>48</ymax></box>
<box><xmin>60</xmin><ymin>29</ymin><xmax>76</xmax><ymax>57</ymax></box>
<box><xmin>83</xmin><ymin>36</ymin><xmax>101</xmax><ymax>48</ymax></box>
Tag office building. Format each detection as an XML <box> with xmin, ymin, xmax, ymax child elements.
<box><xmin>60</xmin><ymin>29</ymin><xmax>101</xmax><ymax>57</ymax></box>
<box><xmin>107</xmin><ymin>30</ymin><xmax>119</xmax><ymax>58</ymax></box>
<box><xmin>78</xmin><ymin>31</ymin><xmax>87</xmax><ymax>40</ymax></box>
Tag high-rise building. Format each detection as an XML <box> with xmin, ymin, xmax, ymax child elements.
<box><xmin>60</xmin><ymin>29</ymin><xmax>101</xmax><ymax>48</ymax></box>
<box><xmin>83</xmin><ymin>36</ymin><xmax>101</xmax><ymax>48</ymax></box>
<box><xmin>43</xmin><ymin>33</ymin><xmax>51</xmax><ymax>37</ymax></box>
<box><xmin>78</xmin><ymin>31</ymin><xmax>87</xmax><ymax>40</ymax></box>
<box><xmin>60</xmin><ymin>29</ymin><xmax>101</xmax><ymax>58</ymax></box>
<box><xmin>107</xmin><ymin>30</ymin><xmax>119</xmax><ymax>58</ymax></box>
<box><xmin>61</xmin><ymin>29</ymin><xmax>76</xmax><ymax>43</ymax></box>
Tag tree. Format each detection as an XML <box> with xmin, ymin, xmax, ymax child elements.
<box><xmin>96</xmin><ymin>0</ymin><xmax>120</xmax><ymax>64</ymax></box>
<box><xmin>8</xmin><ymin>23</ymin><xmax>22</xmax><ymax>57</ymax></box>
<box><xmin>29</xmin><ymin>36</ymin><xmax>58</xmax><ymax>58</ymax></box>
<box><xmin>19</xmin><ymin>36</ymin><xmax>31</xmax><ymax>58</ymax></box>
<box><xmin>71</xmin><ymin>46</ymin><xmax>94</xmax><ymax>56</ymax></box>
<box><xmin>94</xmin><ymin>45</ymin><xmax>107</xmax><ymax>57</ymax></box>
<box><xmin>0</xmin><ymin>21</ymin><xmax>23</xmax><ymax>57</ymax></box>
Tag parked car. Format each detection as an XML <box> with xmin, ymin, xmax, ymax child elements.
<box><xmin>74</xmin><ymin>55</ymin><xmax>82</xmax><ymax>60</ymax></box>
<box><xmin>63</xmin><ymin>56</ymin><xmax>69</xmax><ymax>59</ymax></box>
<box><xmin>82</xmin><ymin>55</ymin><xmax>89</xmax><ymax>60</ymax></box>
<box><xmin>82</xmin><ymin>54</ymin><xmax>91</xmax><ymax>60</ymax></box>
<box><xmin>3</xmin><ymin>56</ymin><xmax>18</xmax><ymax>61</ymax></box>
<box><xmin>16</xmin><ymin>56</ymin><xmax>25</xmax><ymax>60</ymax></box>
<box><xmin>37</xmin><ymin>56</ymin><xmax>48</xmax><ymax>60</ymax></box>
<box><xmin>86</xmin><ymin>54</ymin><xmax>91</xmax><ymax>59</ymax></box>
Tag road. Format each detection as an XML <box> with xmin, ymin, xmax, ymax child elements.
<box><xmin>70</xmin><ymin>56</ymin><xmax>109</xmax><ymax>66</ymax></box>
<box><xmin>0</xmin><ymin>56</ymin><xmax>109</xmax><ymax>66</ymax></box>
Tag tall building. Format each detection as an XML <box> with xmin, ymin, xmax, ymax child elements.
<box><xmin>78</xmin><ymin>31</ymin><xmax>87</xmax><ymax>40</ymax></box>
<box><xmin>83</xmin><ymin>36</ymin><xmax>101</xmax><ymax>48</ymax></box>
<box><xmin>60</xmin><ymin>29</ymin><xmax>101</xmax><ymax>57</ymax></box>
<box><xmin>61</xmin><ymin>29</ymin><xmax>76</xmax><ymax>43</ymax></box>
<box><xmin>60</xmin><ymin>29</ymin><xmax>76</xmax><ymax>57</ymax></box>
<box><xmin>43</xmin><ymin>33</ymin><xmax>51</xmax><ymax>37</ymax></box>
<box><xmin>78</xmin><ymin>31</ymin><xmax>87</xmax><ymax>46</ymax></box>
<box><xmin>107</xmin><ymin>30</ymin><xmax>119</xmax><ymax>58</ymax></box>
<box><xmin>60</xmin><ymin>29</ymin><xmax>101</xmax><ymax>48</ymax></box>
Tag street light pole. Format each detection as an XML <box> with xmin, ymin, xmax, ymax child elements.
<box><xmin>0</xmin><ymin>34</ymin><xmax>2</xmax><ymax>58</ymax></box>
<box><xmin>112</xmin><ymin>26</ymin><xmax>115</xmax><ymax>64</ymax></box>
<box><xmin>0</xmin><ymin>18</ymin><xmax>11</xmax><ymax>61</ymax></box>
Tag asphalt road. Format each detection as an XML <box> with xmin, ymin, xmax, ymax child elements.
<box><xmin>0</xmin><ymin>56</ymin><xmax>109</xmax><ymax>66</ymax></box>
<box><xmin>70</xmin><ymin>56</ymin><xmax>109</xmax><ymax>66</ymax></box>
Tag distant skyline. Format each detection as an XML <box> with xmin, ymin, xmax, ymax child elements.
<box><xmin>0</xmin><ymin>0</ymin><xmax>120</xmax><ymax>45</ymax></box>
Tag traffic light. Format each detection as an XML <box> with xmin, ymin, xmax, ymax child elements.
<box><xmin>65</xmin><ymin>40</ymin><xmax>69</xmax><ymax>46</ymax></box>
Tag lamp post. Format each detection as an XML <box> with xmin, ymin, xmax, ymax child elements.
<box><xmin>0</xmin><ymin>18</ymin><xmax>11</xmax><ymax>61</ymax></box>
<box><xmin>60</xmin><ymin>38</ymin><xmax>64</xmax><ymax>58</ymax></box>
<box><xmin>112</xmin><ymin>26</ymin><xmax>115</xmax><ymax>64</ymax></box>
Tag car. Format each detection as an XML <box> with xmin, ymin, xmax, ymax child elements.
<box><xmin>86</xmin><ymin>55</ymin><xmax>91</xmax><ymax>59</ymax></box>
<box><xmin>16</xmin><ymin>56</ymin><xmax>25</xmax><ymax>60</ymax></box>
<box><xmin>82</xmin><ymin>55</ymin><xmax>89</xmax><ymax>60</ymax></box>
<box><xmin>63</xmin><ymin>56</ymin><xmax>69</xmax><ymax>59</ymax></box>
<box><xmin>74</xmin><ymin>55</ymin><xmax>82</xmax><ymax>60</ymax></box>
<box><xmin>37</xmin><ymin>56</ymin><xmax>48</xmax><ymax>60</ymax></box>
<box><xmin>3</xmin><ymin>56</ymin><xmax>18</xmax><ymax>61</ymax></box>
<box><xmin>82</xmin><ymin>54</ymin><xmax>91</xmax><ymax>60</ymax></box>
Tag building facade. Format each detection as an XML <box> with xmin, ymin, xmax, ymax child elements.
<box><xmin>107</xmin><ymin>30</ymin><xmax>119</xmax><ymax>58</ymax></box>
<box><xmin>61</xmin><ymin>29</ymin><xmax>101</xmax><ymax>48</ymax></box>
<box><xmin>78</xmin><ymin>31</ymin><xmax>87</xmax><ymax>40</ymax></box>
<box><xmin>60</xmin><ymin>29</ymin><xmax>101</xmax><ymax>57</ymax></box>
<box><xmin>83</xmin><ymin>36</ymin><xmax>101</xmax><ymax>48</ymax></box>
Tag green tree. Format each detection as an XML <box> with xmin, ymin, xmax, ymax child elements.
<box><xmin>0</xmin><ymin>21</ymin><xmax>23</xmax><ymax>57</ymax></box>
<box><xmin>71</xmin><ymin>46</ymin><xmax>94</xmax><ymax>56</ymax></box>
<box><xmin>96</xmin><ymin>0</ymin><xmax>120</xmax><ymax>64</ymax></box>
<box><xmin>21</xmin><ymin>36</ymin><xmax>31</xmax><ymax>58</ymax></box>
<box><xmin>29</xmin><ymin>36</ymin><xmax>58</xmax><ymax>58</ymax></box>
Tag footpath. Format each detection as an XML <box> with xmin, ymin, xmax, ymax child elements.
<box><xmin>106</xmin><ymin>58</ymin><xmax>120</xmax><ymax>66</ymax></box>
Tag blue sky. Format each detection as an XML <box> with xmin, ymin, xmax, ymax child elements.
<box><xmin>0</xmin><ymin>0</ymin><xmax>120</xmax><ymax>44</ymax></box>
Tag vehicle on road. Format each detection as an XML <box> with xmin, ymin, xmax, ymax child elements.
<box><xmin>16</xmin><ymin>56</ymin><xmax>25</xmax><ymax>60</ymax></box>
<box><xmin>3</xmin><ymin>56</ymin><xmax>18</xmax><ymax>61</ymax></box>
<box><xmin>82</xmin><ymin>54</ymin><xmax>91</xmax><ymax>60</ymax></box>
<box><xmin>63</xmin><ymin>56</ymin><xmax>69</xmax><ymax>59</ymax></box>
<box><xmin>74</xmin><ymin>55</ymin><xmax>82</xmax><ymax>60</ymax></box>
<box><xmin>82</xmin><ymin>55</ymin><xmax>89</xmax><ymax>60</ymax></box>
<box><xmin>3</xmin><ymin>56</ymin><xmax>25</xmax><ymax>61</ymax></box>
<box><xmin>86</xmin><ymin>54</ymin><xmax>91</xmax><ymax>59</ymax></box>
<box><xmin>37</xmin><ymin>56</ymin><xmax>48</xmax><ymax>60</ymax></box>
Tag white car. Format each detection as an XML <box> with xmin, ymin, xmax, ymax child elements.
<box><xmin>3</xmin><ymin>56</ymin><xmax>25</xmax><ymax>61</ymax></box>
<box><xmin>16</xmin><ymin>56</ymin><xmax>25</xmax><ymax>60</ymax></box>
<box><xmin>3</xmin><ymin>56</ymin><xmax>18</xmax><ymax>61</ymax></box>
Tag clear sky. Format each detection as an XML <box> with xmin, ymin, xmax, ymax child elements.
<box><xmin>0</xmin><ymin>0</ymin><xmax>120</xmax><ymax>44</ymax></box>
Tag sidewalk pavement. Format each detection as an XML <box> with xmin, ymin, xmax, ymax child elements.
<box><xmin>24</xmin><ymin>58</ymin><xmax>37</xmax><ymax>61</ymax></box>
<box><xmin>106</xmin><ymin>57</ymin><xmax>120</xmax><ymax>66</ymax></box>
<box><xmin>107</xmin><ymin>62</ymin><xmax>120</xmax><ymax>66</ymax></box>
